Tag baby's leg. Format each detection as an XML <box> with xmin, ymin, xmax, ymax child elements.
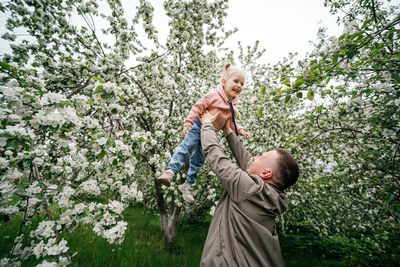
<box><xmin>187</xmin><ymin>141</ymin><xmax>205</xmax><ymax>184</ymax></box>
<box><xmin>168</xmin><ymin>120</ymin><xmax>201</xmax><ymax>174</ymax></box>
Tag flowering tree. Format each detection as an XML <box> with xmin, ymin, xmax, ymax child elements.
<box><xmin>237</xmin><ymin>0</ymin><xmax>399</xmax><ymax>261</ymax></box>
<box><xmin>0</xmin><ymin>0</ymin><xmax>237</xmax><ymax>265</ymax></box>
<box><xmin>1</xmin><ymin>0</ymin><xmax>399</xmax><ymax>265</ymax></box>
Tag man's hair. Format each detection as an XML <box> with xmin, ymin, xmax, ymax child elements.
<box><xmin>274</xmin><ymin>148</ymin><xmax>299</xmax><ymax>190</ymax></box>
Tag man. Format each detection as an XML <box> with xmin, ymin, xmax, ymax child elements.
<box><xmin>199</xmin><ymin>111</ymin><xmax>299</xmax><ymax>267</ymax></box>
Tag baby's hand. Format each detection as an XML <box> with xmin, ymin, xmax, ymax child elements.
<box><xmin>181</xmin><ymin>125</ymin><xmax>191</xmax><ymax>137</ymax></box>
<box><xmin>240</xmin><ymin>131</ymin><xmax>253</xmax><ymax>139</ymax></box>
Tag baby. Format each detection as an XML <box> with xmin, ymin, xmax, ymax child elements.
<box><xmin>158</xmin><ymin>63</ymin><xmax>252</xmax><ymax>203</ymax></box>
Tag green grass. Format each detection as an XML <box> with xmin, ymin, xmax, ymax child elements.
<box><xmin>64</xmin><ymin>205</ymin><xmax>210</xmax><ymax>267</ymax></box>
<box><xmin>1</xmin><ymin>204</ymin><xmax>348</xmax><ymax>267</ymax></box>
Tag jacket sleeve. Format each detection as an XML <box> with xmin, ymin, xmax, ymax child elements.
<box><xmin>184</xmin><ymin>93</ymin><xmax>210</xmax><ymax>126</ymax></box>
<box><xmin>226</xmin><ymin>132</ymin><xmax>253</xmax><ymax>171</ymax></box>
<box><xmin>201</xmin><ymin>122</ymin><xmax>261</xmax><ymax>202</ymax></box>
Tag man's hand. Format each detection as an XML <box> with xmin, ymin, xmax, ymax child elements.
<box><xmin>181</xmin><ymin>125</ymin><xmax>191</xmax><ymax>137</ymax></box>
<box><xmin>200</xmin><ymin>110</ymin><xmax>221</xmax><ymax>124</ymax></box>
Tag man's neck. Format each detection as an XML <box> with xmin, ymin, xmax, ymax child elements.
<box><xmin>263</xmin><ymin>179</ymin><xmax>282</xmax><ymax>191</ymax></box>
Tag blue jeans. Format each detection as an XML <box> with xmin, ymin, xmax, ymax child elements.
<box><xmin>168</xmin><ymin>119</ymin><xmax>204</xmax><ymax>184</ymax></box>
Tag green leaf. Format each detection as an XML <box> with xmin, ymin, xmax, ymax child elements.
<box><xmin>293</xmin><ymin>78</ymin><xmax>304</xmax><ymax>89</ymax></box>
<box><xmin>296</xmin><ymin>92</ymin><xmax>303</xmax><ymax>98</ymax></box>
<box><xmin>307</xmin><ymin>89</ymin><xmax>314</xmax><ymax>101</ymax></box>
<box><xmin>325</xmin><ymin>77</ymin><xmax>331</xmax><ymax>85</ymax></box>
<box><xmin>361</xmin><ymin>18</ymin><xmax>374</xmax><ymax>29</ymax></box>
<box><xmin>105</xmin><ymin>138</ymin><xmax>116</xmax><ymax>148</ymax></box>
<box><xmin>49</xmin><ymin>125</ymin><xmax>60</xmax><ymax>133</ymax></box>
<box><xmin>361</xmin><ymin>187</ymin><xmax>367</xmax><ymax>195</ymax></box>
<box><xmin>332</xmin><ymin>54</ymin><xmax>339</xmax><ymax>65</ymax></box>
<box><xmin>24</xmin><ymin>140</ymin><xmax>31</xmax><ymax>151</ymax></box>
<box><xmin>350</xmin><ymin>31</ymin><xmax>364</xmax><ymax>40</ymax></box>
<box><xmin>309</xmin><ymin>71</ymin><xmax>315</xmax><ymax>80</ymax></box>
<box><xmin>101</xmin><ymin>92</ymin><xmax>114</xmax><ymax>99</ymax></box>
<box><xmin>93</xmin><ymin>77</ymin><xmax>105</xmax><ymax>84</ymax></box>
<box><xmin>0</xmin><ymin>61</ymin><xmax>12</xmax><ymax>71</ymax></box>
<box><xmin>260</xmin><ymin>86</ymin><xmax>266</xmax><ymax>96</ymax></box>
<box><xmin>346</xmin><ymin>46</ymin><xmax>357</xmax><ymax>59</ymax></box>
<box><xmin>131</xmin><ymin>142</ymin><xmax>138</xmax><ymax>150</ymax></box>
<box><xmin>285</xmin><ymin>94</ymin><xmax>291</xmax><ymax>103</ymax></box>
<box><xmin>385</xmin><ymin>194</ymin><xmax>394</xmax><ymax>202</ymax></box>
<box><xmin>5</xmin><ymin>139</ymin><xmax>19</xmax><ymax>151</ymax></box>
<box><xmin>94</xmin><ymin>214</ymin><xmax>103</xmax><ymax>220</ymax></box>
<box><xmin>257</xmin><ymin>107</ymin><xmax>263</xmax><ymax>117</ymax></box>
<box><xmin>0</xmin><ymin>132</ymin><xmax>13</xmax><ymax>138</ymax></box>
<box><xmin>97</xmin><ymin>150</ymin><xmax>106</xmax><ymax>160</ymax></box>
<box><xmin>283</xmin><ymin>78</ymin><xmax>291</xmax><ymax>87</ymax></box>
<box><xmin>93</xmin><ymin>85</ymin><xmax>104</xmax><ymax>94</ymax></box>
<box><xmin>17</xmin><ymin>159</ymin><xmax>25</xmax><ymax>171</ymax></box>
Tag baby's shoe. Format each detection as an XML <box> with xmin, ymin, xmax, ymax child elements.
<box><xmin>157</xmin><ymin>169</ymin><xmax>174</xmax><ymax>187</ymax></box>
<box><xmin>178</xmin><ymin>182</ymin><xmax>194</xmax><ymax>204</ymax></box>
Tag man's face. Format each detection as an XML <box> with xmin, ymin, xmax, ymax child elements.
<box><xmin>246</xmin><ymin>150</ymin><xmax>279</xmax><ymax>176</ymax></box>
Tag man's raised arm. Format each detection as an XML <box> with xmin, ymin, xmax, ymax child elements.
<box><xmin>223</xmin><ymin>121</ymin><xmax>253</xmax><ymax>171</ymax></box>
<box><xmin>200</xmin><ymin>113</ymin><xmax>260</xmax><ymax>202</ymax></box>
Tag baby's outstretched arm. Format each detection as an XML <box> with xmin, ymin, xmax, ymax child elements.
<box><xmin>240</xmin><ymin>130</ymin><xmax>252</xmax><ymax>139</ymax></box>
<box><xmin>229</xmin><ymin>118</ymin><xmax>251</xmax><ymax>138</ymax></box>
<box><xmin>228</xmin><ymin>119</ymin><xmax>252</xmax><ymax>138</ymax></box>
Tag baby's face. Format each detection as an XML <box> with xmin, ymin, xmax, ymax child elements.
<box><xmin>223</xmin><ymin>71</ymin><xmax>245</xmax><ymax>100</ymax></box>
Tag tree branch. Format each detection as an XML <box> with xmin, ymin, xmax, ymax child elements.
<box><xmin>115</xmin><ymin>49</ymin><xmax>171</xmax><ymax>77</ymax></box>
<box><xmin>66</xmin><ymin>76</ymin><xmax>93</xmax><ymax>98</ymax></box>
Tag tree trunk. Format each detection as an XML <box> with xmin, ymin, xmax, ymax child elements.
<box><xmin>155</xmin><ymin>181</ymin><xmax>182</xmax><ymax>243</ymax></box>
<box><xmin>155</xmin><ymin>160</ymin><xmax>188</xmax><ymax>244</ymax></box>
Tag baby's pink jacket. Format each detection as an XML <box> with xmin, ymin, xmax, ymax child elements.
<box><xmin>184</xmin><ymin>85</ymin><xmax>244</xmax><ymax>134</ymax></box>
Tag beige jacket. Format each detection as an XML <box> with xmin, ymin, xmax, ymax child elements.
<box><xmin>200</xmin><ymin>122</ymin><xmax>288</xmax><ymax>267</ymax></box>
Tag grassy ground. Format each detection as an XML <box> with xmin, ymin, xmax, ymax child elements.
<box><xmin>1</xmin><ymin>204</ymin><xmax>346</xmax><ymax>267</ymax></box>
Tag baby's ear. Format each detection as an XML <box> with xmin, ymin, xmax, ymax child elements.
<box><xmin>221</xmin><ymin>78</ymin><xmax>226</xmax><ymax>86</ymax></box>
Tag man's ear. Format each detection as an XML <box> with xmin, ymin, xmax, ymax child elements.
<box><xmin>259</xmin><ymin>169</ymin><xmax>273</xmax><ymax>180</ymax></box>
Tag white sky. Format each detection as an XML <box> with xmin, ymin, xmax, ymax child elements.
<box><xmin>0</xmin><ymin>0</ymin><xmax>342</xmax><ymax>65</ymax></box>
<box><xmin>146</xmin><ymin>0</ymin><xmax>342</xmax><ymax>64</ymax></box>
<box><xmin>224</xmin><ymin>0</ymin><xmax>342</xmax><ymax>63</ymax></box>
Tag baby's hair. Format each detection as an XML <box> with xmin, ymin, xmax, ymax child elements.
<box><xmin>222</xmin><ymin>63</ymin><xmax>245</xmax><ymax>80</ymax></box>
